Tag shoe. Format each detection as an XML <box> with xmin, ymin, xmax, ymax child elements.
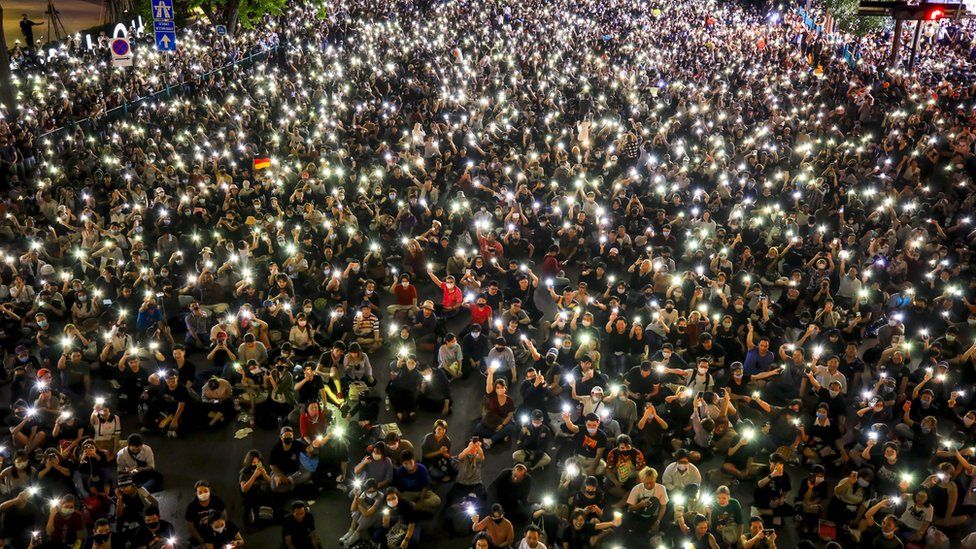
<box><xmin>483</xmin><ymin>439</ymin><xmax>492</xmax><ymax>449</ymax></box>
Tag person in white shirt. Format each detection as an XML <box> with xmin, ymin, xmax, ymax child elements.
<box><xmin>116</xmin><ymin>434</ymin><xmax>163</xmax><ymax>491</ymax></box>
<box><xmin>626</xmin><ymin>467</ymin><xmax>669</xmax><ymax>533</ymax></box>
<box><xmin>661</xmin><ymin>449</ymin><xmax>703</xmax><ymax>492</ymax></box>
<box><xmin>516</xmin><ymin>524</ymin><xmax>546</xmax><ymax>549</ymax></box>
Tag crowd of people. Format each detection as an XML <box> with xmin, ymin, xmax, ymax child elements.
<box><xmin>0</xmin><ymin>0</ymin><xmax>976</xmax><ymax>547</ymax></box>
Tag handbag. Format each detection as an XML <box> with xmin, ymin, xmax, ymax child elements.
<box><xmin>386</xmin><ymin>522</ymin><xmax>406</xmax><ymax>547</ymax></box>
<box><xmin>818</xmin><ymin>519</ymin><xmax>836</xmax><ymax>541</ymax></box>
<box><xmin>348</xmin><ymin>381</ymin><xmax>368</xmax><ymax>402</ymax></box>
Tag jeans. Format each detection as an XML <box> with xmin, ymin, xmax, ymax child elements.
<box><xmin>473</xmin><ymin>420</ymin><xmax>517</xmax><ymax>445</ymax></box>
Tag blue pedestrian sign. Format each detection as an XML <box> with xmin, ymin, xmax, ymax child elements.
<box><xmin>152</xmin><ymin>0</ymin><xmax>174</xmax><ymax>20</ymax></box>
<box><xmin>155</xmin><ymin>30</ymin><xmax>177</xmax><ymax>52</ymax></box>
<box><xmin>216</xmin><ymin>25</ymin><xmax>227</xmax><ymax>36</ymax></box>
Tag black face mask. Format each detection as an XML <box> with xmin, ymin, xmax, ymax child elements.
<box><xmin>93</xmin><ymin>533</ymin><xmax>110</xmax><ymax>544</ymax></box>
<box><xmin>146</xmin><ymin>521</ymin><xmax>159</xmax><ymax>530</ymax></box>
<box><xmin>282</xmin><ymin>437</ymin><xmax>294</xmax><ymax>444</ymax></box>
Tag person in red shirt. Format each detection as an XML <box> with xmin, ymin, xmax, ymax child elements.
<box><xmin>476</xmin><ymin>227</ymin><xmax>504</xmax><ymax>261</ymax></box>
<box><xmin>46</xmin><ymin>494</ymin><xmax>87</xmax><ymax>547</ymax></box>
<box><xmin>541</xmin><ymin>245</ymin><xmax>563</xmax><ymax>279</ymax></box>
<box><xmin>387</xmin><ymin>273</ymin><xmax>419</xmax><ymax>319</ymax></box>
<box><xmin>299</xmin><ymin>401</ymin><xmax>330</xmax><ymax>444</ymax></box>
<box><xmin>466</xmin><ymin>294</ymin><xmax>493</xmax><ymax>329</ymax></box>
<box><xmin>427</xmin><ymin>269</ymin><xmax>464</xmax><ymax>317</ymax></box>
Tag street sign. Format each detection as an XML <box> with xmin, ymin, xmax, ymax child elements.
<box><xmin>155</xmin><ymin>31</ymin><xmax>177</xmax><ymax>52</ymax></box>
<box><xmin>151</xmin><ymin>0</ymin><xmax>177</xmax><ymax>52</ymax></box>
<box><xmin>153</xmin><ymin>20</ymin><xmax>176</xmax><ymax>32</ymax></box>
<box><xmin>111</xmin><ymin>37</ymin><xmax>133</xmax><ymax>67</ymax></box>
<box><xmin>216</xmin><ymin>25</ymin><xmax>227</xmax><ymax>36</ymax></box>
<box><xmin>152</xmin><ymin>0</ymin><xmax>174</xmax><ymax>20</ymax></box>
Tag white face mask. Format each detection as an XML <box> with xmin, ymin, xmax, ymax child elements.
<box><xmin>197</xmin><ymin>491</ymin><xmax>210</xmax><ymax>502</ymax></box>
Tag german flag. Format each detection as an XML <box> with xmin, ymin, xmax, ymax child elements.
<box><xmin>253</xmin><ymin>157</ymin><xmax>271</xmax><ymax>170</ymax></box>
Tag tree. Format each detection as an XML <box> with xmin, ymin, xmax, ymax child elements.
<box><xmin>188</xmin><ymin>0</ymin><xmax>286</xmax><ymax>36</ymax></box>
<box><xmin>0</xmin><ymin>3</ymin><xmax>16</xmax><ymax>115</ymax></box>
<box><xmin>820</xmin><ymin>0</ymin><xmax>886</xmax><ymax>36</ymax></box>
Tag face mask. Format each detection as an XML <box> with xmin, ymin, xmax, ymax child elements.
<box><xmin>283</xmin><ymin>437</ymin><xmax>294</xmax><ymax>444</ymax></box>
<box><xmin>921</xmin><ymin>400</ymin><xmax>931</xmax><ymax>408</ymax></box>
<box><xmin>15</xmin><ymin>461</ymin><xmax>27</xmax><ymax>470</ymax></box>
<box><xmin>662</xmin><ymin>352</ymin><xmax>672</xmax><ymax>359</ymax></box>
<box><xmin>61</xmin><ymin>508</ymin><xmax>74</xmax><ymax>516</ymax></box>
<box><xmin>586</xmin><ymin>427</ymin><xmax>598</xmax><ymax>435</ymax></box>
<box><xmin>857</xmin><ymin>479</ymin><xmax>869</xmax><ymax>488</ymax></box>
<box><xmin>93</xmin><ymin>533</ymin><xmax>110</xmax><ymax>544</ymax></box>
<box><xmin>582</xmin><ymin>320</ymin><xmax>591</xmax><ymax>326</ymax></box>
<box><xmin>198</xmin><ymin>491</ymin><xmax>210</xmax><ymax>501</ymax></box>
<box><xmin>677</xmin><ymin>464</ymin><xmax>688</xmax><ymax>472</ymax></box>
<box><xmin>921</xmin><ymin>426</ymin><xmax>931</xmax><ymax>434</ymax></box>
<box><xmin>723</xmin><ymin>322</ymin><xmax>732</xmax><ymax>328</ymax></box>
<box><xmin>828</xmin><ymin>390</ymin><xmax>839</xmax><ymax>398</ymax></box>
<box><xmin>38</xmin><ymin>321</ymin><xmax>49</xmax><ymax>329</ymax></box>
<box><xmin>303</xmin><ymin>307</ymin><xmax>312</xmax><ymax>314</ymax></box>
<box><xmin>816</xmin><ymin>412</ymin><xmax>827</xmax><ymax>420</ymax></box>
<box><xmin>213</xmin><ymin>525</ymin><xmax>225</xmax><ymax>533</ymax></box>
<box><xmin>733</xmin><ymin>373</ymin><xmax>743</xmax><ymax>380</ymax></box>
<box><xmin>697</xmin><ymin>368</ymin><xmax>708</xmax><ymax>375</ymax></box>
<box><xmin>445</xmin><ymin>283</ymin><xmax>454</xmax><ymax>289</ymax></box>
<box><xmin>947</xmin><ymin>335</ymin><xmax>957</xmax><ymax>341</ymax></box>
<box><xmin>372</xmin><ymin>453</ymin><xmax>382</xmax><ymax>461</ymax></box>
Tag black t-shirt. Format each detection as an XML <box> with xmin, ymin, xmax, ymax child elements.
<box><xmin>573</xmin><ymin>428</ymin><xmax>608</xmax><ymax>459</ymax></box>
<box><xmin>157</xmin><ymin>383</ymin><xmax>191</xmax><ymax>412</ymax></box>
<box><xmin>281</xmin><ymin>513</ymin><xmax>317</xmax><ymax>549</ymax></box>
<box><xmin>624</xmin><ymin>367</ymin><xmax>657</xmax><ymax>395</ymax></box>
<box><xmin>566</xmin><ymin>521</ymin><xmax>597</xmax><ymax>549</ymax></box>
<box><xmin>133</xmin><ymin>520</ymin><xmax>177</xmax><ymax>548</ymax></box>
<box><xmin>873</xmin><ymin>533</ymin><xmax>904</xmax><ymax>549</ymax></box>
<box><xmin>296</xmin><ymin>375</ymin><xmax>324</xmax><ymax>404</ymax></box>
<box><xmin>388</xmin><ymin>499</ymin><xmax>418</xmax><ymax>526</ymax></box>
<box><xmin>753</xmin><ymin>473</ymin><xmax>791</xmax><ymax>507</ymax></box>
<box><xmin>201</xmin><ymin>520</ymin><xmax>241</xmax><ymax>547</ymax></box>
<box><xmin>270</xmin><ymin>440</ymin><xmax>307</xmax><ymax>475</ymax></box>
<box><xmin>184</xmin><ymin>496</ymin><xmax>226</xmax><ymax>530</ymax></box>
